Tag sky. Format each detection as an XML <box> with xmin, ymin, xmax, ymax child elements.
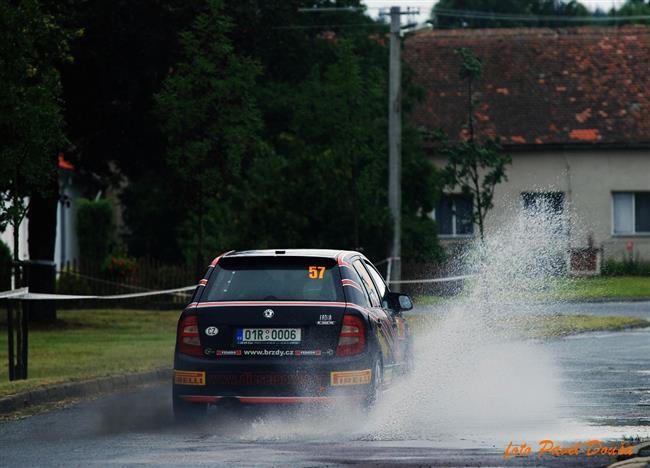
<box><xmin>362</xmin><ymin>0</ymin><xmax>625</xmax><ymax>24</ymax></box>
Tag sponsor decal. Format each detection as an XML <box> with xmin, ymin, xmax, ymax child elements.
<box><xmin>330</xmin><ymin>369</ymin><xmax>372</xmax><ymax>386</ymax></box>
<box><xmin>212</xmin><ymin>349</ymin><xmax>323</xmax><ymax>357</ymax></box>
<box><xmin>174</xmin><ymin>370</ymin><xmax>205</xmax><ymax>386</ymax></box>
<box><xmin>263</xmin><ymin>308</ymin><xmax>275</xmax><ymax>319</ymax></box>
<box><xmin>295</xmin><ymin>350</ymin><xmax>321</xmax><ymax>356</ymax></box>
<box><xmin>215</xmin><ymin>350</ymin><xmax>242</xmax><ymax>356</ymax></box>
<box><xmin>317</xmin><ymin>314</ymin><xmax>335</xmax><ymax>325</ymax></box>
<box><xmin>205</xmin><ymin>326</ymin><xmax>219</xmax><ymax>336</ymax></box>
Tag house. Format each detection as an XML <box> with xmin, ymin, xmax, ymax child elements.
<box><xmin>404</xmin><ymin>25</ymin><xmax>650</xmax><ymax>265</ymax></box>
<box><xmin>0</xmin><ymin>154</ymin><xmax>82</xmax><ymax>272</ymax></box>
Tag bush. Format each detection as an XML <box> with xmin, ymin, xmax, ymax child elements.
<box><xmin>76</xmin><ymin>198</ymin><xmax>114</xmax><ymax>266</ymax></box>
<box><xmin>103</xmin><ymin>256</ymin><xmax>137</xmax><ymax>280</ymax></box>
<box><xmin>56</xmin><ymin>270</ymin><xmax>92</xmax><ymax>295</ymax></box>
<box><xmin>602</xmin><ymin>258</ymin><xmax>650</xmax><ymax>276</ymax></box>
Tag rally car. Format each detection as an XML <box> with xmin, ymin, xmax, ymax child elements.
<box><xmin>172</xmin><ymin>249</ymin><xmax>414</xmax><ymax>420</ymax></box>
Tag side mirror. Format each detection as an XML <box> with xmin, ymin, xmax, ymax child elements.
<box><xmin>398</xmin><ymin>294</ymin><xmax>413</xmax><ymax>311</ymax></box>
<box><xmin>385</xmin><ymin>292</ymin><xmax>413</xmax><ymax>312</ymax></box>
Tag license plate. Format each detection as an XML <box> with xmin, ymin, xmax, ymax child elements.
<box><xmin>236</xmin><ymin>328</ymin><xmax>301</xmax><ymax>344</ymax></box>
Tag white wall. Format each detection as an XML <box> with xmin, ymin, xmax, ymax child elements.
<box><xmin>53</xmin><ymin>171</ymin><xmax>82</xmax><ymax>270</ymax></box>
<box><xmin>431</xmin><ymin>148</ymin><xmax>650</xmax><ymax>260</ymax></box>
<box><xmin>0</xmin><ymin>217</ymin><xmax>29</xmax><ymax>261</ymax></box>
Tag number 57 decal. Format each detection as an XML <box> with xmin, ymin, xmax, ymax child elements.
<box><xmin>308</xmin><ymin>266</ymin><xmax>326</xmax><ymax>279</ymax></box>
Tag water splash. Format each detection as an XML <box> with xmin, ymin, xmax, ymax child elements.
<box><xmin>364</xmin><ymin>202</ymin><xmax>574</xmax><ymax>444</ymax></box>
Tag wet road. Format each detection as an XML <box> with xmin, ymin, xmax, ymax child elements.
<box><xmin>1</xmin><ymin>325</ymin><xmax>647</xmax><ymax>466</ymax></box>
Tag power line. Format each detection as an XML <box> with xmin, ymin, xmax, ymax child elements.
<box><xmin>272</xmin><ymin>22</ymin><xmax>388</xmax><ymax>30</ymax></box>
<box><xmin>298</xmin><ymin>7</ymin><xmax>365</xmax><ymax>13</ymax></box>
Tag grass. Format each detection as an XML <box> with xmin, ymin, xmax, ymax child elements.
<box><xmin>554</xmin><ymin>276</ymin><xmax>650</xmax><ymax>301</ymax></box>
<box><xmin>518</xmin><ymin>314</ymin><xmax>650</xmax><ymax>338</ymax></box>
<box><xmin>0</xmin><ymin>308</ymin><xmax>647</xmax><ymax>399</ymax></box>
<box><xmin>0</xmin><ymin>309</ymin><xmax>179</xmax><ymax>397</ymax></box>
<box><xmin>414</xmin><ymin>275</ymin><xmax>650</xmax><ymax>304</ymax></box>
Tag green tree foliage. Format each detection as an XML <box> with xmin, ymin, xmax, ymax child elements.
<box><xmin>440</xmin><ymin>48</ymin><xmax>511</xmax><ymax>241</ymax></box>
<box><xmin>155</xmin><ymin>0</ymin><xmax>263</xmax><ymax>270</ymax></box>
<box><xmin>0</xmin><ymin>0</ymin><xmax>71</xmax><ymax>271</ymax></box>
<box><xmin>231</xmin><ymin>40</ymin><xmax>443</xmax><ymax>262</ymax></box>
<box><xmin>48</xmin><ymin>0</ymin><xmax>444</xmax><ymax>266</ymax></box>
<box><xmin>613</xmin><ymin>0</ymin><xmax>650</xmax><ymax>23</ymax></box>
<box><xmin>76</xmin><ymin>198</ymin><xmax>114</xmax><ymax>265</ymax></box>
<box><xmin>432</xmin><ymin>0</ymin><xmax>589</xmax><ymax>28</ymax></box>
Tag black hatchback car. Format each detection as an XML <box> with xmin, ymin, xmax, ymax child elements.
<box><xmin>172</xmin><ymin>249</ymin><xmax>413</xmax><ymax>419</ymax></box>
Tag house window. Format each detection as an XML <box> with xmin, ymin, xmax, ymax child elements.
<box><xmin>431</xmin><ymin>194</ymin><xmax>474</xmax><ymax>237</ymax></box>
<box><xmin>613</xmin><ymin>192</ymin><xmax>650</xmax><ymax>235</ymax></box>
<box><xmin>521</xmin><ymin>192</ymin><xmax>564</xmax><ymax>215</ymax></box>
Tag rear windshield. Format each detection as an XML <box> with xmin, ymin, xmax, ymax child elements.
<box><xmin>201</xmin><ymin>257</ymin><xmax>343</xmax><ymax>302</ymax></box>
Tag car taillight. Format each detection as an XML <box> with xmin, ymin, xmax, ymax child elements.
<box><xmin>178</xmin><ymin>315</ymin><xmax>202</xmax><ymax>356</ymax></box>
<box><xmin>336</xmin><ymin>314</ymin><xmax>366</xmax><ymax>356</ymax></box>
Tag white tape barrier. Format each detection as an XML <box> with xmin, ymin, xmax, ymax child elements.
<box><xmin>388</xmin><ymin>274</ymin><xmax>475</xmax><ymax>285</ymax></box>
<box><xmin>0</xmin><ymin>285</ymin><xmax>195</xmax><ymax>301</ymax></box>
<box><xmin>0</xmin><ymin>287</ymin><xmax>29</xmax><ymax>299</ymax></box>
<box><xmin>0</xmin><ymin>274</ymin><xmax>473</xmax><ymax>301</ymax></box>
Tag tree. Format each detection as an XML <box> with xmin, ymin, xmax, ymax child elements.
<box><xmin>612</xmin><ymin>0</ymin><xmax>650</xmax><ymax>23</ymax></box>
<box><xmin>431</xmin><ymin>0</ymin><xmax>589</xmax><ymax>28</ymax></box>
<box><xmin>231</xmin><ymin>39</ymin><xmax>444</xmax><ymax>263</ymax></box>
<box><xmin>441</xmin><ymin>48</ymin><xmax>511</xmax><ymax>242</ymax></box>
<box><xmin>155</xmin><ymin>0</ymin><xmax>263</xmax><ymax>274</ymax></box>
<box><xmin>0</xmin><ymin>1</ymin><xmax>70</xmax><ymax>281</ymax></box>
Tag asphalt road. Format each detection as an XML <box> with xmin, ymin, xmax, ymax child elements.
<box><xmin>1</xmin><ymin>303</ymin><xmax>648</xmax><ymax>467</ymax></box>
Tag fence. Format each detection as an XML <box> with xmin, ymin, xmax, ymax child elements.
<box><xmin>58</xmin><ymin>257</ymin><xmax>196</xmax><ymax>295</ymax></box>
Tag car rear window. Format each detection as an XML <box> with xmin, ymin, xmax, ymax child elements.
<box><xmin>201</xmin><ymin>257</ymin><xmax>343</xmax><ymax>302</ymax></box>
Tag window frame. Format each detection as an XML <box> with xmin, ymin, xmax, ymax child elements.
<box><xmin>612</xmin><ymin>191</ymin><xmax>650</xmax><ymax>236</ymax></box>
<box><xmin>352</xmin><ymin>259</ymin><xmax>381</xmax><ymax>308</ymax></box>
<box><xmin>430</xmin><ymin>193</ymin><xmax>475</xmax><ymax>239</ymax></box>
<box><xmin>363</xmin><ymin>260</ymin><xmax>388</xmax><ymax>301</ymax></box>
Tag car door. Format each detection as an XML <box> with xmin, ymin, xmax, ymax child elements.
<box><xmin>351</xmin><ymin>258</ymin><xmax>398</xmax><ymax>371</ymax></box>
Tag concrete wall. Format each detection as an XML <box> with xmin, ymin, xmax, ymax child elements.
<box><xmin>430</xmin><ymin>148</ymin><xmax>650</xmax><ymax>261</ymax></box>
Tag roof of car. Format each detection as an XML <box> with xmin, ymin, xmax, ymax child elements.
<box><xmin>224</xmin><ymin>249</ymin><xmax>357</xmax><ymax>260</ymax></box>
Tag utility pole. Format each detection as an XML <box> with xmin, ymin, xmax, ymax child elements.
<box><xmin>388</xmin><ymin>6</ymin><xmax>402</xmax><ymax>290</ymax></box>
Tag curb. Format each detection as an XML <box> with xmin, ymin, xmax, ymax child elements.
<box><xmin>0</xmin><ymin>368</ymin><xmax>172</xmax><ymax>415</ymax></box>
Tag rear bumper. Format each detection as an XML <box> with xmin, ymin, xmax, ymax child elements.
<box><xmin>173</xmin><ymin>351</ymin><xmax>374</xmax><ymax>401</ymax></box>
<box><xmin>178</xmin><ymin>395</ymin><xmax>364</xmax><ymax>405</ymax></box>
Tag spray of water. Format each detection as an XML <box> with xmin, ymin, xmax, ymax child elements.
<box><xmin>362</xmin><ymin>202</ymin><xmax>573</xmax><ymax>444</ymax></box>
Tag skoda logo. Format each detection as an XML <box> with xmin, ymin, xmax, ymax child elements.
<box><xmin>205</xmin><ymin>326</ymin><xmax>219</xmax><ymax>336</ymax></box>
<box><xmin>263</xmin><ymin>309</ymin><xmax>275</xmax><ymax>319</ymax></box>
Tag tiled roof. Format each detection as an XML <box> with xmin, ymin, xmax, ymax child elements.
<box><xmin>403</xmin><ymin>26</ymin><xmax>650</xmax><ymax>148</ymax></box>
